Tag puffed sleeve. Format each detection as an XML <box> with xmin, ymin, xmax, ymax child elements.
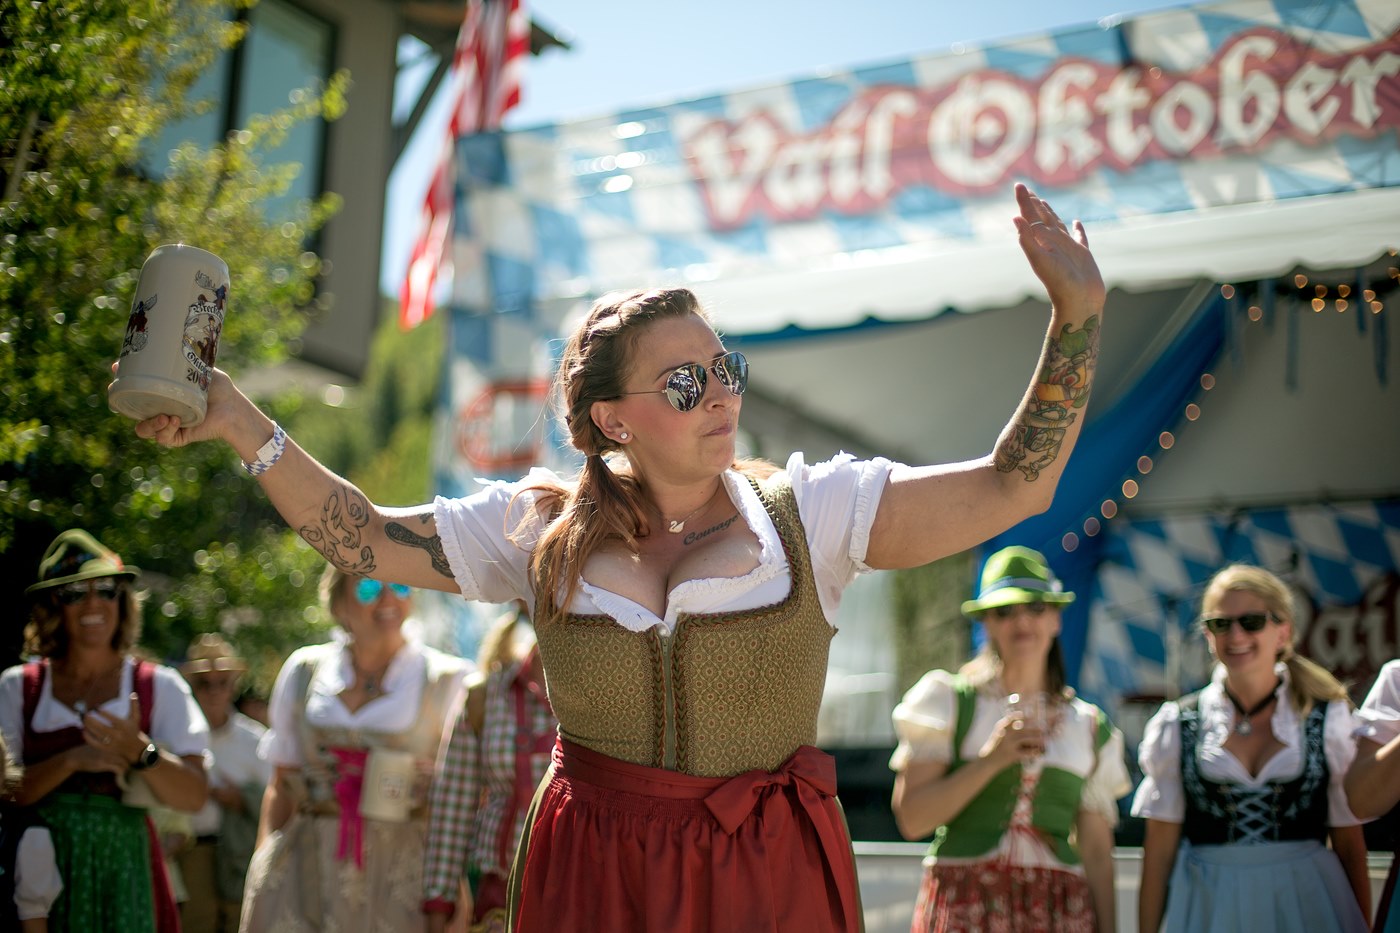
<box><xmin>786</xmin><ymin>452</ymin><xmax>895</xmax><ymax>600</ymax></box>
<box><xmin>889</xmin><ymin>670</ymin><xmax>958</xmax><ymax>772</ymax></box>
<box><xmin>1080</xmin><ymin>722</ymin><xmax>1132</xmax><ymax>825</ymax></box>
<box><xmin>260</xmin><ymin>646</ymin><xmax>319</xmax><ymax>768</ymax></box>
<box><xmin>1131</xmin><ymin>701</ymin><xmax>1184</xmax><ymax>822</ymax></box>
<box><xmin>15</xmin><ymin>826</ymin><xmax>63</xmax><ymax>920</ymax></box>
<box><xmin>149</xmin><ymin>665</ymin><xmax>210</xmax><ymax>758</ymax></box>
<box><xmin>1355</xmin><ymin>661</ymin><xmax>1400</xmax><ymax>746</ymax></box>
<box><xmin>433</xmin><ymin>469</ymin><xmax>559</xmax><ymax>608</ymax></box>
<box><xmin>1323</xmin><ymin>700</ymin><xmax>1364</xmax><ymax>827</ymax></box>
<box><xmin>0</xmin><ymin>665</ymin><xmax>25</xmax><ymax>760</ymax></box>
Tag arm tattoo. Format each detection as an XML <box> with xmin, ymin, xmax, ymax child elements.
<box><xmin>995</xmin><ymin>316</ymin><xmax>1099</xmax><ymax>481</ymax></box>
<box><xmin>385</xmin><ymin>519</ymin><xmax>454</xmax><ymax>579</ymax></box>
<box><xmin>299</xmin><ymin>486</ymin><xmax>376</xmax><ymax>574</ymax></box>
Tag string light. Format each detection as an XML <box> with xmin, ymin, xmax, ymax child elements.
<box><xmin>1059</xmin><ymin>267</ymin><xmax>1391</xmax><ymax>554</ymax></box>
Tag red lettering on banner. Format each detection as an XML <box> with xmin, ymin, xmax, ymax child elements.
<box><xmin>1297</xmin><ymin>573</ymin><xmax>1400</xmax><ymax>702</ymax></box>
<box><xmin>454</xmin><ymin>379</ymin><xmax>551</xmax><ymax>474</ymax></box>
<box><xmin>683</xmin><ymin>27</ymin><xmax>1400</xmax><ymax>229</ymax></box>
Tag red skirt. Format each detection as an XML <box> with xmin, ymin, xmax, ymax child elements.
<box><xmin>911</xmin><ymin>861</ymin><xmax>1095</xmax><ymax>933</ymax></box>
<box><xmin>509</xmin><ymin>738</ymin><xmax>863</xmax><ymax>932</ymax></box>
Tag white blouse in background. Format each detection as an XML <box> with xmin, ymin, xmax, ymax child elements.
<box><xmin>0</xmin><ymin>659</ymin><xmax>210</xmax><ymax>761</ymax></box>
<box><xmin>890</xmin><ymin>669</ymin><xmax>1132</xmax><ymax>870</ymax></box>
<box><xmin>1131</xmin><ymin>663</ymin><xmax>1362</xmax><ymax>827</ymax></box>
<box><xmin>1355</xmin><ymin>659</ymin><xmax>1400</xmax><ymax>745</ymax></box>
<box><xmin>432</xmin><ymin>452</ymin><xmax>895</xmax><ymax>633</ymax></box>
<box><xmin>261</xmin><ymin>638</ymin><xmax>467</xmax><ymax>768</ymax></box>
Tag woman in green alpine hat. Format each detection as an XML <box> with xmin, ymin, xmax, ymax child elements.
<box><xmin>0</xmin><ymin>529</ymin><xmax>210</xmax><ymax>932</ymax></box>
<box><xmin>890</xmin><ymin>545</ymin><xmax>1130</xmax><ymax>933</ymax></box>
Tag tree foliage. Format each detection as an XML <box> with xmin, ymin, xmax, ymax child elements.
<box><xmin>0</xmin><ymin>0</ymin><xmax>357</xmax><ymax>683</ymax></box>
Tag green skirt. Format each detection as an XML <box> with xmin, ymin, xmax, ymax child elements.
<box><xmin>40</xmin><ymin>793</ymin><xmax>158</xmax><ymax>933</ymax></box>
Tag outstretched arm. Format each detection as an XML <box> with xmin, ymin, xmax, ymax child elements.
<box><xmin>131</xmin><ymin>372</ymin><xmax>458</xmax><ymax>591</ymax></box>
<box><xmin>865</xmin><ymin>183</ymin><xmax>1105</xmax><ymax>570</ymax></box>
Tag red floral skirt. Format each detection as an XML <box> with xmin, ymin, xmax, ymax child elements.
<box><xmin>911</xmin><ymin>861</ymin><xmax>1095</xmax><ymax>933</ymax></box>
<box><xmin>509</xmin><ymin>738</ymin><xmax>862</xmax><ymax>933</ymax></box>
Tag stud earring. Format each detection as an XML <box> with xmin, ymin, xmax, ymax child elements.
<box><xmin>619</xmin><ymin>432</ymin><xmax>629</xmax><ymax>441</ymax></box>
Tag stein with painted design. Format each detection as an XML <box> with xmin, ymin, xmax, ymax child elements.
<box><xmin>108</xmin><ymin>244</ymin><xmax>229</xmax><ymax>427</ymax></box>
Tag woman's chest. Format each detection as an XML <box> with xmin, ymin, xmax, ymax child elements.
<box><xmin>580</xmin><ymin>521</ymin><xmax>763</xmax><ymax>619</ymax></box>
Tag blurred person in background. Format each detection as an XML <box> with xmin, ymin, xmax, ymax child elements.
<box><xmin>0</xmin><ymin>529</ymin><xmax>209</xmax><ymax>932</ymax></box>
<box><xmin>240</xmin><ymin>568</ymin><xmax>468</xmax><ymax>932</ymax></box>
<box><xmin>178</xmin><ymin>633</ymin><xmax>269</xmax><ymax>933</ymax></box>
<box><xmin>1346</xmin><ymin>658</ymin><xmax>1400</xmax><ymax>932</ymax></box>
<box><xmin>1134</xmin><ymin>564</ymin><xmax>1369</xmax><ymax>932</ymax></box>
<box><xmin>890</xmin><ymin>546</ymin><xmax>1129</xmax><ymax>933</ymax></box>
<box><xmin>1</xmin><ymin>731</ymin><xmax>62</xmax><ymax>932</ymax></box>
<box><xmin>423</xmin><ymin>602</ymin><xmax>557</xmax><ymax>932</ymax></box>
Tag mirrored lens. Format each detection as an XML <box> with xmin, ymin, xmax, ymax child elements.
<box><xmin>1202</xmin><ymin>613</ymin><xmax>1271</xmax><ymax>634</ymax></box>
<box><xmin>57</xmin><ymin>579</ymin><xmax>120</xmax><ymax>605</ymax></box>
<box><xmin>716</xmin><ymin>351</ymin><xmax>748</xmax><ymax>396</ymax></box>
<box><xmin>661</xmin><ymin>364</ymin><xmax>707</xmax><ymax>412</ymax></box>
<box><xmin>355</xmin><ymin>579</ymin><xmax>411</xmax><ymax>604</ymax></box>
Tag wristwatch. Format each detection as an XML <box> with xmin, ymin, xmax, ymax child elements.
<box><xmin>130</xmin><ymin>741</ymin><xmax>160</xmax><ymax>771</ymax></box>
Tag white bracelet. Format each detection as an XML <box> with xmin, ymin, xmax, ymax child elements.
<box><xmin>241</xmin><ymin>423</ymin><xmax>287</xmax><ymax>476</ymax></box>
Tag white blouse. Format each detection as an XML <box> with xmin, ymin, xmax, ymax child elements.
<box><xmin>433</xmin><ymin>452</ymin><xmax>895</xmax><ymax>633</ymax></box>
<box><xmin>261</xmin><ymin>639</ymin><xmax>468</xmax><ymax>768</ymax></box>
<box><xmin>1354</xmin><ymin>659</ymin><xmax>1400</xmax><ymax>746</ymax></box>
<box><xmin>14</xmin><ymin>825</ymin><xmax>62</xmax><ymax>921</ymax></box>
<box><xmin>890</xmin><ymin>670</ymin><xmax>1132</xmax><ymax>869</ymax></box>
<box><xmin>0</xmin><ymin>659</ymin><xmax>210</xmax><ymax>760</ymax></box>
<box><xmin>1131</xmin><ymin>663</ymin><xmax>1362</xmax><ymax>827</ymax></box>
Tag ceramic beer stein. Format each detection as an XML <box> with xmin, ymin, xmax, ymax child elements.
<box><xmin>108</xmin><ymin>244</ymin><xmax>229</xmax><ymax>427</ymax></box>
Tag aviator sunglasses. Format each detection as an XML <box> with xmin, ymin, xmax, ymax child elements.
<box><xmin>56</xmin><ymin>579</ymin><xmax>121</xmax><ymax>606</ymax></box>
<box><xmin>355</xmin><ymin>579</ymin><xmax>412</xmax><ymax>604</ymax></box>
<box><xmin>620</xmin><ymin>350</ymin><xmax>748</xmax><ymax>413</ymax></box>
<box><xmin>1201</xmin><ymin>612</ymin><xmax>1275</xmax><ymax>634</ymax></box>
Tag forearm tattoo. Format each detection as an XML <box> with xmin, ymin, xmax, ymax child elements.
<box><xmin>385</xmin><ymin>514</ymin><xmax>454</xmax><ymax>579</ymax></box>
<box><xmin>299</xmin><ymin>486</ymin><xmax>376</xmax><ymax>574</ymax></box>
<box><xmin>995</xmin><ymin>315</ymin><xmax>1099</xmax><ymax>481</ymax></box>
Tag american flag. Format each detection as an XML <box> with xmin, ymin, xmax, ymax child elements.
<box><xmin>400</xmin><ymin>0</ymin><xmax>528</xmax><ymax>329</ymax></box>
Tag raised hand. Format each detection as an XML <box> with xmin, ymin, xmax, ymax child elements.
<box><xmin>128</xmin><ymin>367</ymin><xmax>242</xmax><ymax>449</ymax></box>
<box><xmin>1013</xmin><ymin>183</ymin><xmax>1106</xmax><ymax>312</ymax></box>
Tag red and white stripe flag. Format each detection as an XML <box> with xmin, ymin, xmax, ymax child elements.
<box><xmin>400</xmin><ymin>0</ymin><xmax>528</xmax><ymax>329</ymax></box>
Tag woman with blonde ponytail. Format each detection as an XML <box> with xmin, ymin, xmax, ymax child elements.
<box><xmin>129</xmin><ymin>184</ymin><xmax>1108</xmax><ymax>932</ymax></box>
<box><xmin>1134</xmin><ymin>564</ymin><xmax>1370</xmax><ymax>933</ymax></box>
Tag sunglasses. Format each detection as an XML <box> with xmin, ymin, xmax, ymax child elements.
<box><xmin>354</xmin><ymin>579</ymin><xmax>411</xmax><ymax>605</ymax></box>
<box><xmin>620</xmin><ymin>350</ymin><xmax>748</xmax><ymax>413</ymax></box>
<box><xmin>988</xmin><ymin>601</ymin><xmax>1049</xmax><ymax>620</ymax></box>
<box><xmin>56</xmin><ymin>579</ymin><xmax>120</xmax><ymax>606</ymax></box>
<box><xmin>1201</xmin><ymin>612</ymin><xmax>1274</xmax><ymax>634</ymax></box>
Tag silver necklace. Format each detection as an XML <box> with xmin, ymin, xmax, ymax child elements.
<box><xmin>663</xmin><ymin>485</ymin><xmax>722</xmax><ymax>534</ymax></box>
<box><xmin>1224</xmin><ymin>683</ymin><xmax>1277</xmax><ymax>736</ymax></box>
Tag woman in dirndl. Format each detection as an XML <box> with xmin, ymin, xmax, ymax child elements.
<box><xmin>133</xmin><ymin>183</ymin><xmax>1108</xmax><ymax>933</ymax></box>
<box><xmin>1134</xmin><ymin>563</ymin><xmax>1371</xmax><ymax>932</ymax></box>
<box><xmin>238</xmin><ymin>568</ymin><xmax>468</xmax><ymax>932</ymax></box>
<box><xmin>1347</xmin><ymin>658</ymin><xmax>1400</xmax><ymax>932</ymax></box>
<box><xmin>890</xmin><ymin>545</ymin><xmax>1130</xmax><ymax>932</ymax></box>
<box><xmin>0</xmin><ymin>529</ymin><xmax>210</xmax><ymax>932</ymax></box>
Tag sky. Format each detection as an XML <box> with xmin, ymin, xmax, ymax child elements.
<box><xmin>380</xmin><ymin>0</ymin><xmax>1198</xmax><ymax>295</ymax></box>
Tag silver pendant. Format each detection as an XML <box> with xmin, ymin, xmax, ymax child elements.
<box><xmin>1236</xmin><ymin>719</ymin><xmax>1252</xmax><ymax>736</ymax></box>
<box><xmin>668</xmin><ymin>520</ymin><xmax>685</xmax><ymax>534</ymax></box>
<box><xmin>73</xmin><ymin>700</ymin><xmax>87</xmax><ymax>716</ymax></box>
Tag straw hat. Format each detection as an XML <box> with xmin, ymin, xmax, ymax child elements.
<box><xmin>25</xmin><ymin>528</ymin><xmax>139</xmax><ymax>596</ymax></box>
<box><xmin>961</xmin><ymin>545</ymin><xmax>1076</xmax><ymax>615</ymax></box>
<box><xmin>181</xmin><ymin>633</ymin><xmax>248</xmax><ymax>676</ymax></box>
